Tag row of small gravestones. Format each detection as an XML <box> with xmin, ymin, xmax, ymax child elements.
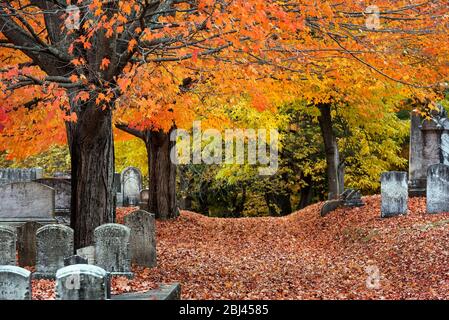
<box><xmin>0</xmin><ymin>210</ymin><xmax>156</xmax><ymax>300</ymax></box>
<box><xmin>381</xmin><ymin>164</ymin><xmax>449</xmax><ymax>217</ymax></box>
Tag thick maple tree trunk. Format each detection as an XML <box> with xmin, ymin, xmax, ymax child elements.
<box><xmin>66</xmin><ymin>101</ymin><xmax>115</xmax><ymax>249</ymax></box>
<box><xmin>145</xmin><ymin>129</ymin><xmax>178</xmax><ymax>220</ymax></box>
<box><xmin>317</xmin><ymin>103</ymin><xmax>343</xmax><ymax>200</ymax></box>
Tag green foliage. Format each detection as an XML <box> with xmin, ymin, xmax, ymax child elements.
<box><xmin>0</xmin><ymin>146</ymin><xmax>70</xmax><ymax>176</ymax></box>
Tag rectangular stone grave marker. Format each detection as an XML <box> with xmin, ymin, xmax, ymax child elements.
<box><xmin>0</xmin><ymin>225</ymin><xmax>16</xmax><ymax>265</ymax></box>
<box><xmin>0</xmin><ymin>266</ymin><xmax>32</xmax><ymax>300</ymax></box>
<box><xmin>35</xmin><ymin>178</ymin><xmax>71</xmax><ymax>223</ymax></box>
<box><xmin>427</xmin><ymin>164</ymin><xmax>449</xmax><ymax>214</ymax></box>
<box><xmin>94</xmin><ymin>224</ymin><xmax>133</xmax><ymax>277</ymax></box>
<box><xmin>381</xmin><ymin>172</ymin><xmax>408</xmax><ymax>218</ymax></box>
<box><xmin>124</xmin><ymin>210</ymin><xmax>157</xmax><ymax>267</ymax></box>
<box><xmin>121</xmin><ymin>167</ymin><xmax>142</xmax><ymax>206</ymax></box>
<box><xmin>35</xmin><ymin>224</ymin><xmax>74</xmax><ymax>279</ymax></box>
<box><xmin>17</xmin><ymin>222</ymin><xmax>42</xmax><ymax>267</ymax></box>
<box><xmin>0</xmin><ymin>182</ymin><xmax>56</xmax><ymax>224</ymax></box>
<box><xmin>56</xmin><ymin>265</ymin><xmax>109</xmax><ymax>300</ymax></box>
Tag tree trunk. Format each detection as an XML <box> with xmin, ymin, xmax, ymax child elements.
<box><xmin>145</xmin><ymin>129</ymin><xmax>178</xmax><ymax>220</ymax></box>
<box><xmin>66</xmin><ymin>101</ymin><xmax>115</xmax><ymax>249</ymax></box>
<box><xmin>298</xmin><ymin>175</ymin><xmax>313</xmax><ymax>209</ymax></box>
<box><xmin>317</xmin><ymin>103</ymin><xmax>342</xmax><ymax>200</ymax></box>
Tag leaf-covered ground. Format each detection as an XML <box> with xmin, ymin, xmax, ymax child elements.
<box><xmin>34</xmin><ymin>196</ymin><xmax>449</xmax><ymax>300</ymax></box>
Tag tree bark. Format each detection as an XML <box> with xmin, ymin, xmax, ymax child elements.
<box><xmin>317</xmin><ymin>103</ymin><xmax>343</xmax><ymax>200</ymax></box>
<box><xmin>116</xmin><ymin>124</ymin><xmax>178</xmax><ymax>220</ymax></box>
<box><xmin>145</xmin><ymin>129</ymin><xmax>178</xmax><ymax>220</ymax></box>
<box><xmin>66</xmin><ymin>100</ymin><xmax>115</xmax><ymax>249</ymax></box>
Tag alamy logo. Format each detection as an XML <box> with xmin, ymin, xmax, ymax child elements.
<box><xmin>365</xmin><ymin>5</ymin><xmax>381</xmax><ymax>30</ymax></box>
<box><xmin>170</xmin><ymin>121</ymin><xmax>279</xmax><ymax>176</ymax></box>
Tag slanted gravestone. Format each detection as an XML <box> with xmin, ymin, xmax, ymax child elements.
<box><xmin>124</xmin><ymin>210</ymin><xmax>156</xmax><ymax>267</ymax></box>
<box><xmin>64</xmin><ymin>255</ymin><xmax>88</xmax><ymax>266</ymax></box>
<box><xmin>17</xmin><ymin>222</ymin><xmax>42</xmax><ymax>267</ymax></box>
<box><xmin>139</xmin><ymin>189</ymin><xmax>150</xmax><ymax>211</ymax></box>
<box><xmin>381</xmin><ymin>172</ymin><xmax>408</xmax><ymax>218</ymax></box>
<box><xmin>0</xmin><ymin>182</ymin><xmax>56</xmax><ymax>224</ymax></box>
<box><xmin>56</xmin><ymin>264</ymin><xmax>109</xmax><ymax>300</ymax></box>
<box><xmin>76</xmin><ymin>246</ymin><xmax>95</xmax><ymax>265</ymax></box>
<box><xmin>427</xmin><ymin>164</ymin><xmax>449</xmax><ymax>214</ymax></box>
<box><xmin>0</xmin><ymin>225</ymin><xmax>16</xmax><ymax>266</ymax></box>
<box><xmin>35</xmin><ymin>224</ymin><xmax>74</xmax><ymax>279</ymax></box>
<box><xmin>94</xmin><ymin>224</ymin><xmax>133</xmax><ymax>277</ymax></box>
<box><xmin>0</xmin><ymin>266</ymin><xmax>32</xmax><ymax>300</ymax></box>
<box><xmin>121</xmin><ymin>167</ymin><xmax>142</xmax><ymax>206</ymax></box>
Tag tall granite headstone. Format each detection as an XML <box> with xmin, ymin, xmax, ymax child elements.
<box><xmin>94</xmin><ymin>224</ymin><xmax>133</xmax><ymax>277</ymax></box>
<box><xmin>381</xmin><ymin>172</ymin><xmax>408</xmax><ymax>218</ymax></box>
<box><xmin>0</xmin><ymin>266</ymin><xmax>32</xmax><ymax>300</ymax></box>
<box><xmin>0</xmin><ymin>182</ymin><xmax>56</xmax><ymax>224</ymax></box>
<box><xmin>121</xmin><ymin>167</ymin><xmax>142</xmax><ymax>206</ymax></box>
<box><xmin>0</xmin><ymin>225</ymin><xmax>16</xmax><ymax>266</ymax></box>
<box><xmin>56</xmin><ymin>264</ymin><xmax>109</xmax><ymax>300</ymax></box>
<box><xmin>17</xmin><ymin>222</ymin><xmax>42</xmax><ymax>267</ymax></box>
<box><xmin>35</xmin><ymin>224</ymin><xmax>74</xmax><ymax>279</ymax></box>
<box><xmin>426</xmin><ymin>164</ymin><xmax>449</xmax><ymax>214</ymax></box>
<box><xmin>124</xmin><ymin>210</ymin><xmax>157</xmax><ymax>267</ymax></box>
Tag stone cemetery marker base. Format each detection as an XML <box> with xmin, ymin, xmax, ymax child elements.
<box><xmin>0</xmin><ymin>266</ymin><xmax>32</xmax><ymax>300</ymax></box>
<box><xmin>112</xmin><ymin>283</ymin><xmax>181</xmax><ymax>300</ymax></box>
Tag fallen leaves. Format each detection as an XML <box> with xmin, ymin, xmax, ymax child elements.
<box><xmin>33</xmin><ymin>196</ymin><xmax>449</xmax><ymax>299</ymax></box>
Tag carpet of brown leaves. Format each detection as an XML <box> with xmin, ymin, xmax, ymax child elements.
<box><xmin>33</xmin><ymin>196</ymin><xmax>449</xmax><ymax>300</ymax></box>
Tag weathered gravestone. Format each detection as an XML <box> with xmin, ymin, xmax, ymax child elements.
<box><xmin>56</xmin><ymin>264</ymin><xmax>109</xmax><ymax>300</ymax></box>
<box><xmin>0</xmin><ymin>225</ymin><xmax>16</xmax><ymax>266</ymax></box>
<box><xmin>381</xmin><ymin>172</ymin><xmax>408</xmax><ymax>218</ymax></box>
<box><xmin>35</xmin><ymin>224</ymin><xmax>74</xmax><ymax>279</ymax></box>
<box><xmin>76</xmin><ymin>246</ymin><xmax>96</xmax><ymax>265</ymax></box>
<box><xmin>17</xmin><ymin>222</ymin><xmax>42</xmax><ymax>267</ymax></box>
<box><xmin>35</xmin><ymin>178</ymin><xmax>71</xmax><ymax>224</ymax></box>
<box><xmin>121</xmin><ymin>167</ymin><xmax>142</xmax><ymax>206</ymax></box>
<box><xmin>64</xmin><ymin>255</ymin><xmax>88</xmax><ymax>266</ymax></box>
<box><xmin>427</xmin><ymin>164</ymin><xmax>449</xmax><ymax>214</ymax></box>
<box><xmin>94</xmin><ymin>224</ymin><xmax>133</xmax><ymax>277</ymax></box>
<box><xmin>0</xmin><ymin>182</ymin><xmax>56</xmax><ymax>224</ymax></box>
<box><xmin>124</xmin><ymin>210</ymin><xmax>156</xmax><ymax>267</ymax></box>
<box><xmin>139</xmin><ymin>189</ymin><xmax>150</xmax><ymax>211</ymax></box>
<box><xmin>0</xmin><ymin>266</ymin><xmax>32</xmax><ymax>300</ymax></box>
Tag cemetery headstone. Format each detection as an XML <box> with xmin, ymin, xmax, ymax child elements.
<box><xmin>0</xmin><ymin>182</ymin><xmax>56</xmax><ymax>224</ymax></box>
<box><xmin>0</xmin><ymin>266</ymin><xmax>32</xmax><ymax>300</ymax></box>
<box><xmin>0</xmin><ymin>225</ymin><xmax>16</xmax><ymax>266</ymax></box>
<box><xmin>76</xmin><ymin>246</ymin><xmax>96</xmax><ymax>265</ymax></box>
<box><xmin>381</xmin><ymin>172</ymin><xmax>408</xmax><ymax>218</ymax></box>
<box><xmin>94</xmin><ymin>224</ymin><xmax>133</xmax><ymax>277</ymax></box>
<box><xmin>124</xmin><ymin>210</ymin><xmax>157</xmax><ymax>267</ymax></box>
<box><xmin>139</xmin><ymin>189</ymin><xmax>150</xmax><ymax>211</ymax></box>
<box><xmin>34</xmin><ymin>178</ymin><xmax>71</xmax><ymax>223</ymax></box>
<box><xmin>64</xmin><ymin>255</ymin><xmax>88</xmax><ymax>266</ymax></box>
<box><xmin>427</xmin><ymin>164</ymin><xmax>449</xmax><ymax>214</ymax></box>
<box><xmin>56</xmin><ymin>264</ymin><xmax>109</xmax><ymax>300</ymax></box>
<box><xmin>35</xmin><ymin>224</ymin><xmax>74</xmax><ymax>279</ymax></box>
<box><xmin>121</xmin><ymin>167</ymin><xmax>142</xmax><ymax>206</ymax></box>
<box><xmin>17</xmin><ymin>222</ymin><xmax>42</xmax><ymax>267</ymax></box>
